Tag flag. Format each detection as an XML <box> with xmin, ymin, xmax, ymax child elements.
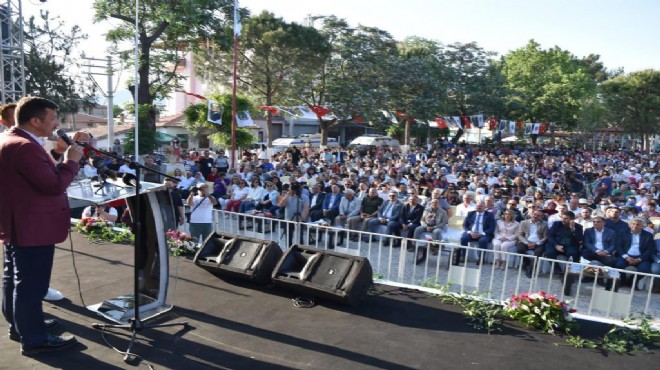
<box><xmin>382</xmin><ymin>111</ymin><xmax>398</xmax><ymax>124</ymax></box>
<box><xmin>460</xmin><ymin>116</ymin><xmax>471</xmax><ymax>129</ymax></box>
<box><xmin>532</xmin><ymin>123</ymin><xmax>541</xmax><ymax>134</ymax></box>
<box><xmin>207</xmin><ymin>100</ymin><xmax>223</xmax><ymax>125</ymax></box>
<box><xmin>180</xmin><ymin>91</ymin><xmax>207</xmax><ymax>100</ymax></box>
<box><xmin>233</xmin><ymin>0</ymin><xmax>241</xmax><ymax>37</ymax></box>
<box><xmin>509</xmin><ymin>121</ymin><xmax>516</xmax><ymax>134</ymax></box>
<box><xmin>435</xmin><ymin>117</ymin><xmax>448</xmax><ymax>129</ymax></box>
<box><xmin>470</xmin><ymin>114</ymin><xmax>484</xmax><ymax>128</ymax></box>
<box><xmin>309</xmin><ymin>105</ymin><xmax>333</xmax><ymax>119</ymax></box>
<box><xmin>452</xmin><ymin>116</ymin><xmax>462</xmax><ymax>129</ymax></box>
<box><xmin>395</xmin><ymin>111</ymin><xmax>408</xmax><ymax>121</ymax></box>
<box><xmin>294</xmin><ymin>106</ymin><xmax>318</xmax><ymax>120</ymax></box>
<box><xmin>498</xmin><ymin>119</ymin><xmax>507</xmax><ymax>132</ymax></box>
<box><xmin>488</xmin><ymin>118</ymin><xmax>497</xmax><ymax>130</ymax></box>
<box><xmin>539</xmin><ymin>122</ymin><xmax>549</xmax><ymax>134</ymax></box>
<box><xmin>524</xmin><ymin>123</ymin><xmax>533</xmax><ymax>135</ymax></box>
<box><xmin>259</xmin><ymin>105</ymin><xmax>279</xmax><ymax>115</ymax></box>
<box><xmin>275</xmin><ymin>106</ymin><xmax>296</xmax><ymax>116</ymax></box>
<box><xmin>236</xmin><ymin>111</ymin><xmax>255</xmax><ymax>127</ymax></box>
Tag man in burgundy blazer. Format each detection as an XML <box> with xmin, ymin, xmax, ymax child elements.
<box><xmin>0</xmin><ymin>97</ymin><xmax>83</xmax><ymax>355</ymax></box>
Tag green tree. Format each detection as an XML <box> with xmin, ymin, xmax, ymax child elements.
<box><xmin>600</xmin><ymin>70</ymin><xmax>660</xmax><ymax>149</ymax></box>
<box><xmin>23</xmin><ymin>11</ymin><xmax>95</xmax><ymax>115</ymax></box>
<box><xmin>182</xmin><ymin>93</ymin><xmax>255</xmax><ymax>149</ymax></box>
<box><xmin>501</xmin><ymin>40</ymin><xmax>597</xmax><ymax>131</ymax></box>
<box><xmin>577</xmin><ymin>96</ymin><xmax>607</xmax><ymax>150</ymax></box>
<box><xmin>112</xmin><ymin>104</ymin><xmax>123</xmax><ymax>117</ymax></box>
<box><xmin>195</xmin><ymin>11</ymin><xmax>330</xmax><ymax>146</ymax></box>
<box><xmin>299</xmin><ymin>16</ymin><xmax>399</xmax><ymax>145</ymax></box>
<box><xmin>122</xmin><ymin>104</ymin><xmax>158</xmax><ymax>155</ymax></box>
<box><xmin>389</xmin><ymin>37</ymin><xmax>446</xmax><ymax>145</ymax></box>
<box><xmin>93</xmin><ymin>0</ymin><xmax>233</xmax><ymax>135</ymax></box>
<box><xmin>443</xmin><ymin>42</ymin><xmax>506</xmax><ymax>143</ymax></box>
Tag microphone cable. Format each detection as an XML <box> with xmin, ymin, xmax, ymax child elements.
<box><xmin>66</xmin><ymin>227</ymin><xmax>87</xmax><ymax>308</ymax></box>
<box><xmin>292</xmin><ymin>296</ymin><xmax>315</xmax><ymax>308</ymax></box>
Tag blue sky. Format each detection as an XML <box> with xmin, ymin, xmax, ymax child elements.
<box><xmin>21</xmin><ymin>0</ymin><xmax>660</xmax><ymax>106</ymax></box>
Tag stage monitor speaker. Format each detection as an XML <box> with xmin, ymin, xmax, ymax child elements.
<box><xmin>193</xmin><ymin>232</ymin><xmax>283</xmax><ymax>284</ymax></box>
<box><xmin>271</xmin><ymin>245</ymin><xmax>373</xmax><ymax>306</ymax></box>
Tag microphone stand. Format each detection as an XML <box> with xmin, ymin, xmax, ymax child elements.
<box><xmin>77</xmin><ymin>142</ymin><xmax>189</xmax><ymax>361</ymax></box>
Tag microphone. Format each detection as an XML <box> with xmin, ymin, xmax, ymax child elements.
<box><xmin>92</xmin><ymin>157</ymin><xmax>118</xmax><ymax>181</ymax></box>
<box><xmin>122</xmin><ymin>173</ymin><xmax>137</xmax><ymax>187</ymax></box>
<box><xmin>56</xmin><ymin>129</ymin><xmax>74</xmax><ymax>146</ymax></box>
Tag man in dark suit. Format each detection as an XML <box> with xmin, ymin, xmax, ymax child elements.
<box><xmin>457</xmin><ymin>201</ymin><xmax>496</xmax><ymax>265</ymax></box>
<box><xmin>614</xmin><ymin>218</ymin><xmax>654</xmax><ymax>274</ymax></box>
<box><xmin>398</xmin><ymin>194</ymin><xmax>424</xmax><ymax>248</ymax></box>
<box><xmin>546</xmin><ymin>211</ymin><xmax>583</xmax><ymax>268</ymax></box>
<box><xmin>0</xmin><ymin>97</ymin><xmax>83</xmax><ymax>355</ymax></box>
<box><xmin>320</xmin><ymin>184</ymin><xmax>342</xmax><ymax>223</ymax></box>
<box><xmin>368</xmin><ymin>190</ymin><xmax>403</xmax><ymax>244</ymax></box>
<box><xmin>581</xmin><ymin>216</ymin><xmax>616</xmax><ymax>267</ymax></box>
<box><xmin>307</xmin><ymin>184</ymin><xmax>326</xmax><ymax>221</ymax></box>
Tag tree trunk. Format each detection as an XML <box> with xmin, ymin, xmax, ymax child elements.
<box><xmin>452</xmin><ymin>128</ymin><xmax>464</xmax><ymax>144</ymax></box>
<box><xmin>404</xmin><ymin>120</ymin><xmax>411</xmax><ymax>146</ymax></box>
<box><xmin>320</xmin><ymin>119</ymin><xmax>328</xmax><ymax>146</ymax></box>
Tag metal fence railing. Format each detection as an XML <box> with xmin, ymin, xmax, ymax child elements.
<box><xmin>205</xmin><ymin>210</ymin><xmax>659</xmax><ymax>327</ymax></box>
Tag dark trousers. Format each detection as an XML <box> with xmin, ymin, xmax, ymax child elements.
<box><xmin>580</xmin><ymin>250</ymin><xmax>616</xmax><ymax>267</ymax></box>
<box><xmin>515</xmin><ymin>242</ymin><xmax>545</xmax><ymax>268</ymax></box>
<box><xmin>2</xmin><ymin>244</ymin><xmax>54</xmax><ymax>345</ymax></box>
<box><xmin>457</xmin><ymin>233</ymin><xmax>491</xmax><ymax>261</ymax></box>
<box><xmin>544</xmin><ymin>244</ymin><xmax>580</xmax><ymax>262</ymax></box>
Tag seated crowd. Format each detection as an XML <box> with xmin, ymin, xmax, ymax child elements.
<box><xmin>166</xmin><ymin>142</ymin><xmax>660</xmax><ymax>289</ymax></box>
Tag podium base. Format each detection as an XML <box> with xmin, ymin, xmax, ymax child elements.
<box><xmin>87</xmin><ymin>294</ymin><xmax>173</xmax><ymax>325</ymax></box>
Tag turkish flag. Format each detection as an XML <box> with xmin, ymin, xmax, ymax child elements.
<box><xmin>460</xmin><ymin>116</ymin><xmax>472</xmax><ymax>129</ymax></box>
<box><xmin>488</xmin><ymin>118</ymin><xmax>497</xmax><ymax>130</ymax></box>
<box><xmin>435</xmin><ymin>117</ymin><xmax>448</xmax><ymax>129</ymax></box>
<box><xmin>309</xmin><ymin>105</ymin><xmax>332</xmax><ymax>118</ymax></box>
<box><xmin>259</xmin><ymin>106</ymin><xmax>279</xmax><ymax>115</ymax></box>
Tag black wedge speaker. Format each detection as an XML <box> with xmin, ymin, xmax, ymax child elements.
<box><xmin>193</xmin><ymin>232</ymin><xmax>283</xmax><ymax>284</ymax></box>
<box><xmin>271</xmin><ymin>245</ymin><xmax>373</xmax><ymax>306</ymax></box>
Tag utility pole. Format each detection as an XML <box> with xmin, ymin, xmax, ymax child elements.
<box><xmin>81</xmin><ymin>56</ymin><xmax>115</xmax><ymax>151</ymax></box>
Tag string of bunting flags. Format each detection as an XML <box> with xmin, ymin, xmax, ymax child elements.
<box><xmin>430</xmin><ymin>115</ymin><xmax>553</xmax><ymax>135</ymax></box>
<box><xmin>256</xmin><ymin>105</ymin><xmax>554</xmax><ymax>136</ymax></box>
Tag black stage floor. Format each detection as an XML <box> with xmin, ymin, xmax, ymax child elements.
<box><xmin>1</xmin><ymin>232</ymin><xmax>657</xmax><ymax>369</ymax></box>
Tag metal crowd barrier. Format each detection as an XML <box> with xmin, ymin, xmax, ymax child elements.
<box><xmin>210</xmin><ymin>210</ymin><xmax>659</xmax><ymax>327</ymax></box>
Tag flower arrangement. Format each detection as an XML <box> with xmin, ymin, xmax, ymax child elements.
<box><xmin>166</xmin><ymin>229</ymin><xmax>198</xmax><ymax>256</ymax></box>
<box><xmin>76</xmin><ymin>217</ymin><xmax>134</xmax><ymax>244</ymax></box>
<box><xmin>504</xmin><ymin>291</ymin><xmax>576</xmax><ymax>334</ymax></box>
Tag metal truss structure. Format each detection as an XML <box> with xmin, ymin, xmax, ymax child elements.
<box><xmin>0</xmin><ymin>0</ymin><xmax>25</xmax><ymax>103</ymax></box>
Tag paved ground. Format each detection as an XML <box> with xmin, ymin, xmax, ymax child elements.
<box><xmin>2</xmin><ymin>231</ymin><xmax>657</xmax><ymax>370</ymax></box>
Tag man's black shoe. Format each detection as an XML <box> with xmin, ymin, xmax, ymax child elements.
<box><xmin>9</xmin><ymin>319</ymin><xmax>58</xmax><ymax>342</ymax></box>
<box><xmin>415</xmin><ymin>248</ymin><xmax>427</xmax><ymax>265</ymax></box>
<box><xmin>21</xmin><ymin>333</ymin><xmax>77</xmax><ymax>356</ymax></box>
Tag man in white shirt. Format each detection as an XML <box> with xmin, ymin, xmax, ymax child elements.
<box><xmin>81</xmin><ymin>203</ymin><xmax>119</xmax><ymax>224</ymax></box>
<box><xmin>455</xmin><ymin>192</ymin><xmax>476</xmax><ymax>217</ymax></box>
<box><xmin>581</xmin><ymin>216</ymin><xmax>616</xmax><ymax>266</ymax></box>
